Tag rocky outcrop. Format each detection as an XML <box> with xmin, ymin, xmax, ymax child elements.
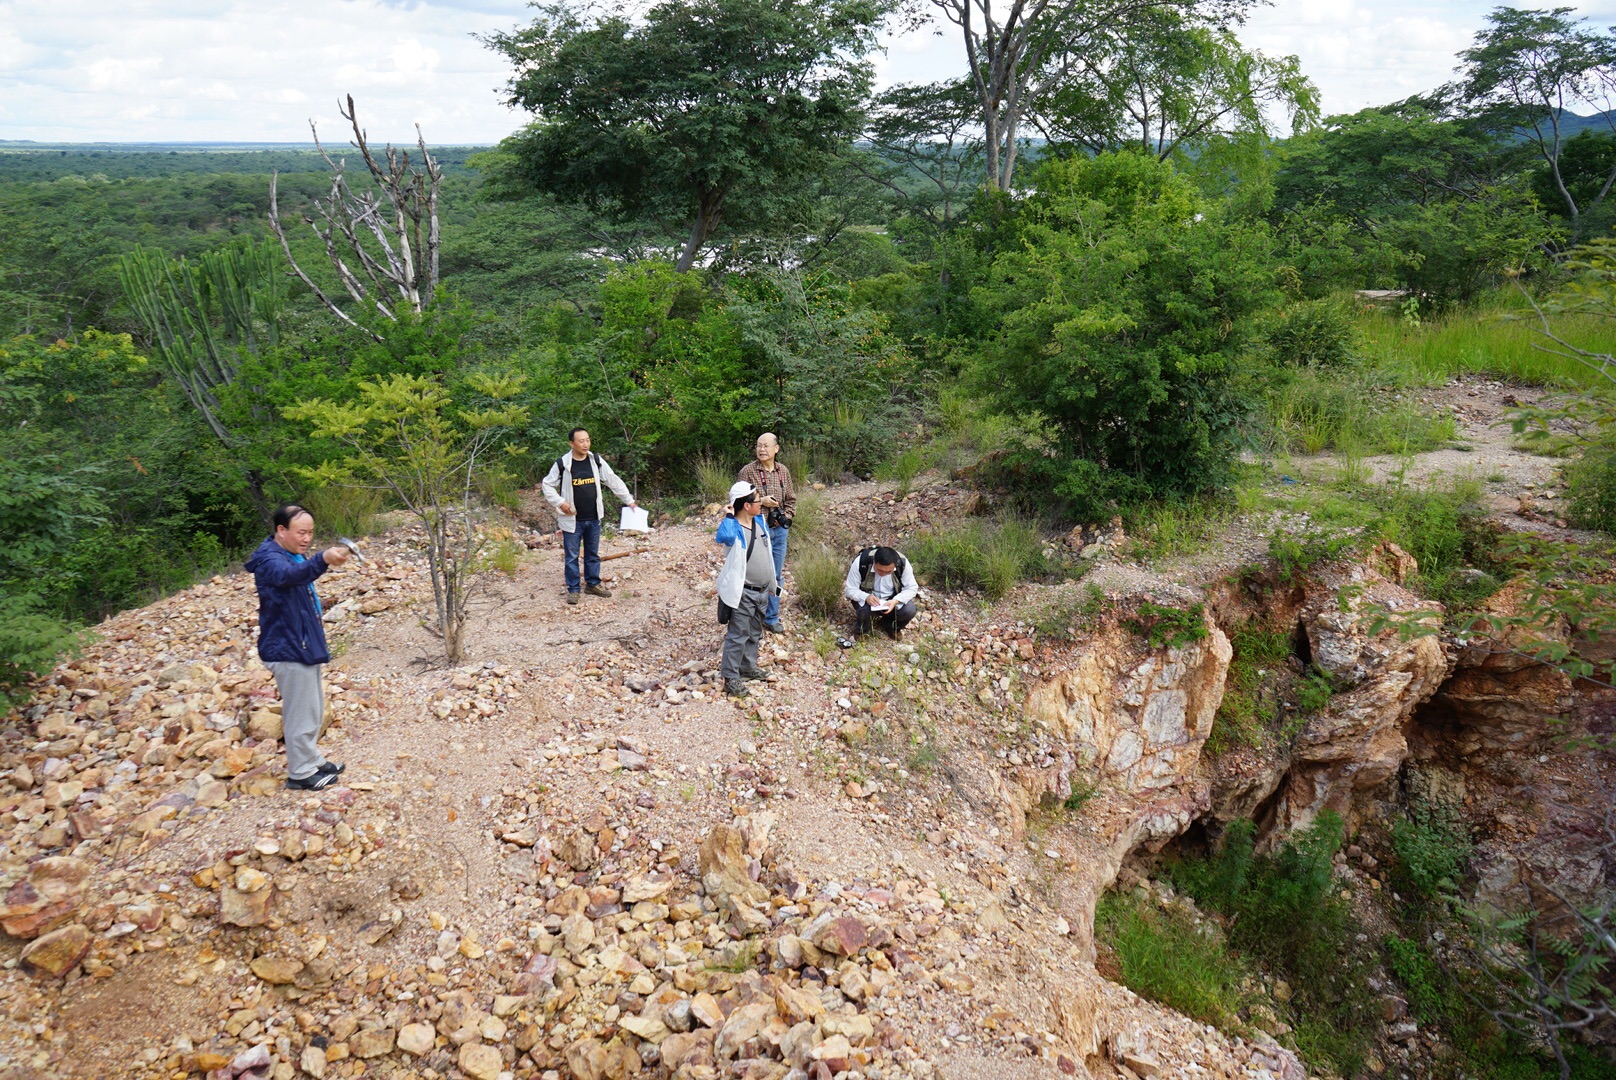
<box><xmin>1411</xmin><ymin>581</ymin><xmax>1575</xmax><ymax>759</ymax></box>
<box><xmin>1001</xmin><ymin>609</ymin><xmax>1231</xmax><ymax>950</ymax></box>
<box><xmin>1270</xmin><ymin>555</ymin><xmax>1449</xmax><ymax>836</ymax></box>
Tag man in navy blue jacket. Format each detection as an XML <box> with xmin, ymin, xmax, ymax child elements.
<box><xmin>245</xmin><ymin>504</ymin><xmax>352</xmax><ymax>790</ymax></box>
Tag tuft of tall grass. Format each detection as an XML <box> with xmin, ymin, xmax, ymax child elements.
<box><xmin>906</xmin><ymin>516</ymin><xmax>1052</xmax><ymax>600</ymax></box>
<box><xmin>694</xmin><ymin>452</ymin><xmax>735</xmax><ymax>505</ymax></box>
<box><xmin>790</xmin><ymin>488</ymin><xmax>824</xmax><ymax>540</ymax></box>
<box><xmin>789</xmin><ymin>542</ymin><xmax>846</xmax><ymax>622</ymax></box>
<box><xmin>302</xmin><ymin>484</ymin><xmax>384</xmax><ymax>539</ymax></box>
<box><xmin>1255</xmin><ymin>364</ymin><xmax>1457</xmax><ymax>457</ymax></box>
<box><xmin>1356</xmin><ymin>300</ymin><xmax>1616</xmax><ymax>389</ymax></box>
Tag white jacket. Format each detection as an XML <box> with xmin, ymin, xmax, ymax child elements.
<box><xmin>540</xmin><ymin>452</ymin><xmax>634</xmax><ymax>533</ymax></box>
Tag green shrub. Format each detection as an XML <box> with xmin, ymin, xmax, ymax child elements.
<box><xmin>1295</xmin><ymin>670</ymin><xmax>1335</xmax><ymax>716</ymax></box>
<box><xmin>1268</xmin><ymin>526</ymin><xmax>1358</xmax><ymax>584</ymax></box>
<box><xmin>790</xmin><ymin>543</ymin><xmax>846</xmax><ymax>622</ymax></box>
<box><xmin>1263</xmin><ymin>297</ymin><xmax>1358</xmax><ymax>368</ymax></box>
<box><xmin>1566</xmin><ymin>444</ymin><xmax>1616</xmax><ymax>533</ymax></box>
<box><xmin>1391</xmin><ymin>800</ymin><xmax>1471</xmax><ymax>906</ymax></box>
<box><xmin>1122</xmin><ymin>601</ymin><xmax>1208</xmax><ymax>649</ymax></box>
<box><xmin>1095</xmin><ymin>892</ymin><xmax>1250</xmax><ymax>1028</ymax></box>
<box><xmin>0</xmin><ymin>594</ymin><xmax>82</xmax><ymax>709</ymax></box>
<box><xmin>1167</xmin><ymin>813</ymin><xmax>1373</xmax><ymax>1076</ymax></box>
<box><xmin>905</xmin><ymin>517</ymin><xmax>1052</xmax><ymax>600</ymax></box>
<box><xmin>972</xmin><ymin>151</ymin><xmax>1276</xmax><ymax>504</ymax></box>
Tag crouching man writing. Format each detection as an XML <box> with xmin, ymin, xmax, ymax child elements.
<box><xmin>844</xmin><ymin>545</ymin><xmax>918</xmax><ymax>641</ymax></box>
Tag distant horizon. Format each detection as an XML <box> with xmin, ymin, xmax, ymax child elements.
<box><xmin>6</xmin><ymin>2</ymin><xmax>1616</xmax><ymax>143</ymax></box>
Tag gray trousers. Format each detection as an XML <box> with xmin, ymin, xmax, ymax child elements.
<box><xmin>266</xmin><ymin>661</ymin><xmax>328</xmax><ymax>780</ymax></box>
<box><xmin>721</xmin><ymin>588</ymin><xmax>769</xmax><ymax>681</ymax></box>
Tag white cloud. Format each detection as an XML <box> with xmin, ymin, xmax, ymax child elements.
<box><xmin>5</xmin><ymin>0</ymin><xmax>1616</xmax><ymax>142</ymax></box>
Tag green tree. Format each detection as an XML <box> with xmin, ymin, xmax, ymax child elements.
<box><xmin>118</xmin><ymin>239</ymin><xmax>284</xmax><ymax>518</ymax></box>
<box><xmin>1038</xmin><ymin>8</ymin><xmax>1318</xmax><ymax>166</ymax></box>
<box><xmin>972</xmin><ymin>151</ymin><xmax>1278</xmax><ymax>511</ymax></box>
<box><xmin>485</xmin><ymin>0</ymin><xmax>881</xmax><ymax>271</ymax></box>
<box><xmin>286</xmin><ymin>372</ymin><xmax>528</xmax><ymax>662</ymax></box>
<box><xmin>924</xmin><ymin>0</ymin><xmax>1256</xmax><ymax>191</ymax></box>
<box><xmin>1454</xmin><ymin>5</ymin><xmax>1616</xmax><ymax>243</ymax></box>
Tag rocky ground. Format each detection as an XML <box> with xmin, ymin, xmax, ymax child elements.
<box><xmin>2</xmin><ymin>375</ymin><xmax>1608</xmax><ymax>1080</ymax></box>
<box><xmin>0</xmin><ymin>479</ymin><xmax>1312</xmax><ymax>1080</ymax></box>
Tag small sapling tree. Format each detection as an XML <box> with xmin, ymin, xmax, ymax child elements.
<box><xmin>285</xmin><ymin>373</ymin><xmax>527</xmax><ymax>662</ymax></box>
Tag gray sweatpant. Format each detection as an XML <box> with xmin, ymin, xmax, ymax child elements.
<box><xmin>721</xmin><ymin>588</ymin><xmax>769</xmax><ymax>682</ymax></box>
<box><xmin>266</xmin><ymin>661</ymin><xmax>328</xmax><ymax>781</ymax></box>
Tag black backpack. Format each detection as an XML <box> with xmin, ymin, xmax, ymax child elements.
<box><xmin>857</xmin><ymin>547</ymin><xmax>908</xmax><ymax>592</ymax></box>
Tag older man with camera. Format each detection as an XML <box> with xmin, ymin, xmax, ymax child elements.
<box><xmin>737</xmin><ymin>432</ymin><xmax>795</xmax><ymax>633</ymax></box>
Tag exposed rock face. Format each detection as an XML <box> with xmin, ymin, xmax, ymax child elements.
<box><xmin>1412</xmin><ymin>581</ymin><xmax>1575</xmax><ymax>758</ymax></box>
<box><xmin>1017</xmin><ymin>614</ymin><xmax>1231</xmax><ymax>809</ymax></box>
<box><xmin>1269</xmin><ymin>554</ymin><xmax>1449</xmax><ymax>837</ymax></box>
<box><xmin>1005</xmin><ymin>609</ymin><xmax>1231</xmax><ymax>950</ymax></box>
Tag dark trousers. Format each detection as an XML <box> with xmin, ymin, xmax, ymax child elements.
<box><xmin>722</xmin><ymin>587</ymin><xmax>769</xmax><ymax>680</ymax></box>
<box><xmin>852</xmin><ymin>598</ymin><xmax>917</xmax><ymax>636</ymax></box>
<box><xmin>563</xmin><ymin>519</ymin><xmax>602</xmax><ymax>592</ymax></box>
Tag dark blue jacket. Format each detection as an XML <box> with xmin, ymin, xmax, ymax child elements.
<box><xmin>245</xmin><ymin>537</ymin><xmax>331</xmax><ymax>665</ymax></box>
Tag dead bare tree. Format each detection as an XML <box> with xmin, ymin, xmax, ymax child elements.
<box><xmin>268</xmin><ymin>95</ymin><xmax>442</xmax><ymax>336</ymax></box>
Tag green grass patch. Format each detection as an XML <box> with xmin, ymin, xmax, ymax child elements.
<box><xmin>1165</xmin><ymin>814</ymin><xmax>1375</xmax><ymax>1077</ymax></box>
<box><xmin>905</xmin><ymin>517</ymin><xmax>1054</xmax><ymax>600</ymax></box>
<box><xmin>1123</xmin><ymin>495</ymin><xmax>1237</xmax><ymax>560</ymax></box>
<box><xmin>1254</xmin><ymin>362</ymin><xmax>1459</xmax><ymax>457</ymax></box>
<box><xmin>1357</xmin><ymin>300</ymin><xmax>1616</xmax><ymax>390</ymax></box>
<box><xmin>1027</xmin><ymin>583</ymin><xmax>1107</xmax><ymax>643</ymax></box>
<box><xmin>694</xmin><ymin>452</ymin><xmax>736</xmax><ymax>504</ymax></box>
<box><xmin>1095</xmin><ymin>891</ymin><xmax>1251</xmax><ymax>1029</ymax></box>
<box><xmin>1208</xmin><ymin>623</ymin><xmax>1292</xmax><ymax>754</ymax></box>
<box><xmin>1566</xmin><ymin>445</ymin><xmax>1616</xmax><ymax>534</ymax></box>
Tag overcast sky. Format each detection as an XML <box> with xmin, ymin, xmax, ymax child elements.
<box><xmin>3</xmin><ymin>0</ymin><xmax>1616</xmax><ymax>144</ymax></box>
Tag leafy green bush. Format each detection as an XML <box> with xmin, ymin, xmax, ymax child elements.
<box><xmin>906</xmin><ymin>517</ymin><xmax>1051</xmax><ymax>600</ymax></box>
<box><xmin>1391</xmin><ymin>801</ymin><xmax>1471</xmax><ymax>906</ymax></box>
<box><xmin>1095</xmin><ymin>892</ymin><xmax>1250</xmax><ymax>1028</ymax></box>
<box><xmin>1566</xmin><ymin>445</ymin><xmax>1616</xmax><ymax>533</ymax></box>
<box><xmin>1122</xmin><ymin>601</ymin><xmax>1208</xmax><ymax>649</ymax></box>
<box><xmin>1168</xmin><ymin>813</ymin><xmax>1374</xmax><ymax>1076</ymax></box>
<box><xmin>1263</xmin><ymin>297</ymin><xmax>1358</xmax><ymax>368</ymax></box>
<box><xmin>790</xmin><ymin>543</ymin><xmax>846</xmax><ymax>622</ymax></box>
<box><xmin>0</xmin><ymin>595</ymin><xmax>82</xmax><ymax>709</ymax></box>
<box><xmin>971</xmin><ymin>151</ymin><xmax>1278</xmax><ymax>504</ymax></box>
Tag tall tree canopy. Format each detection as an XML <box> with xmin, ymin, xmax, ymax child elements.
<box><xmin>924</xmin><ymin>0</ymin><xmax>1255</xmax><ymax>191</ymax></box>
<box><xmin>1454</xmin><ymin>5</ymin><xmax>1616</xmax><ymax>241</ymax></box>
<box><xmin>486</xmin><ymin>0</ymin><xmax>882</xmax><ymax>271</ymax></box>
<box><xmin>1036</xmin><ymin>7</ymin><xmax>1318</xmax><ymax>163</ymax></box>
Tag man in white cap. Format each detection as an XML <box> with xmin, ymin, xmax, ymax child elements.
<box><xmin>714</xmin><ymin>480</ymin><xmax>778</xmax><ymax>697</ymax></box>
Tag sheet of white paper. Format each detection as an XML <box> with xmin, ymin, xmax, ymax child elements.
<box><xmin>619</xmin><ymin>506</ymin><xmax>651</xmax><ymax>533</ymax></box>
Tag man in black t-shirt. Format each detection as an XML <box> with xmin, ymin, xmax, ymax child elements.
<box><xmin>540</xmin><ymin>428</ymin><xmax>637</xmax><ymax>605</ymax></box>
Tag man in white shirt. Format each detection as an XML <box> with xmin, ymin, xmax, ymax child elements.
<box><xmin>843</xmin><ymin>545</ymin><xmax>919</xmax><ymax>641</ymax></box>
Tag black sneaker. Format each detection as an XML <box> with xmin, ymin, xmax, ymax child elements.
<box><xmin>763</xmin><ymin>622</ymin><xmax>784</xmax><ymax>634</ymax></box>
<box><xmin>740</xmin><ymin>667</ymin><xmax>769</xmax><ymax>681</ymax></box>
<box><xmin>724</xmin><ymin>679</ymin><xmax>747</xmax><ymax>697</ymax></box>
<box><xmin>315</xmin><ymin>760</ymin><xmax>345</xmax><ymax>776</ymax></box>
<box><xmin>286</xmin><ymin>772</ymin><xmax>339</xmax><ymax>791</ymax></box>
